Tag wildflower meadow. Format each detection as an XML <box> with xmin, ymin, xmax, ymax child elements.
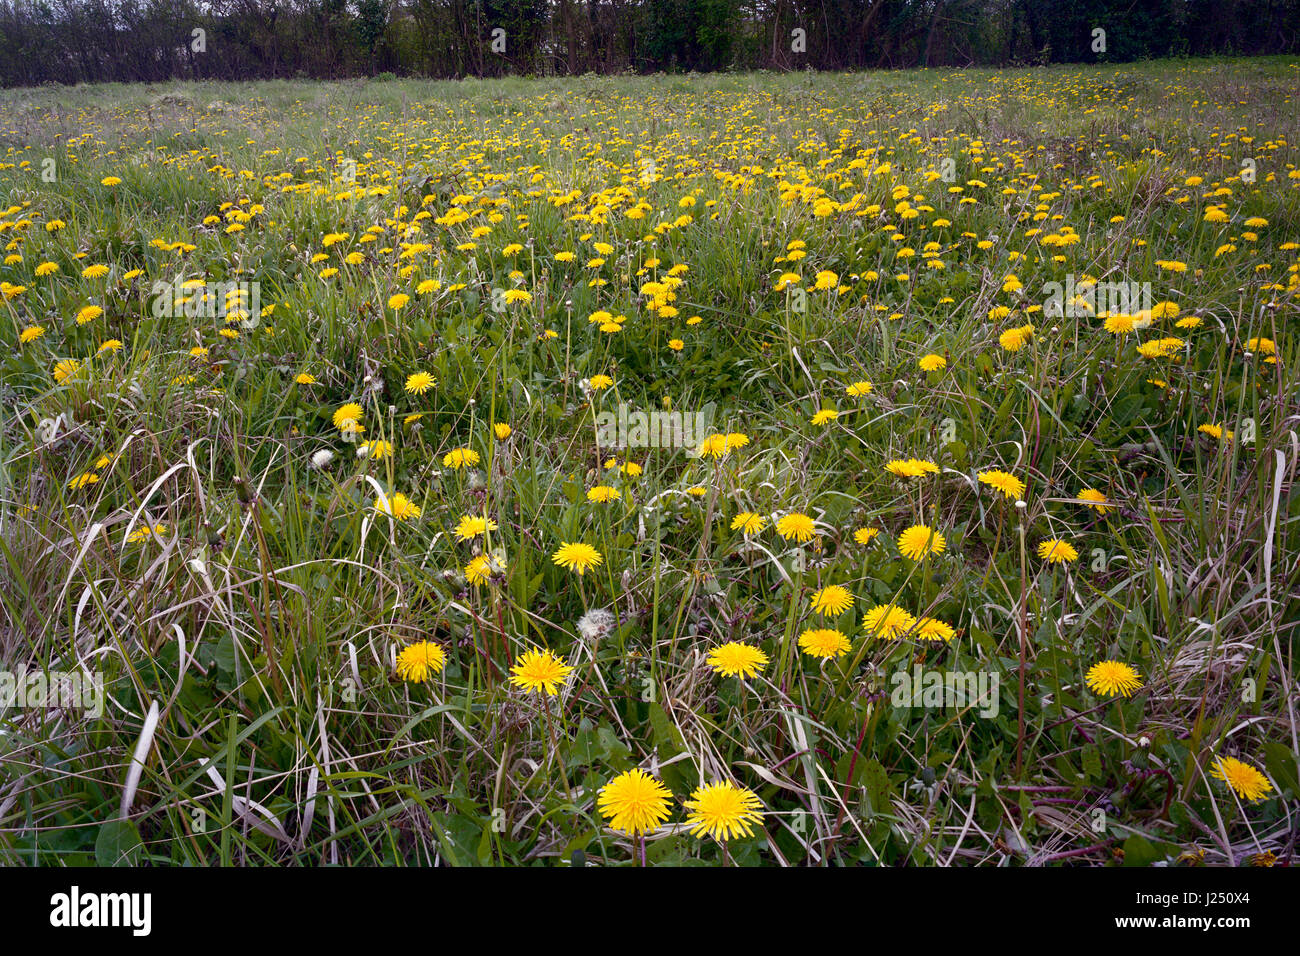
<box><xmin>1</xmin><ymin>56</ymin><xmax>1297</xmax><ymax>873</ymax></box>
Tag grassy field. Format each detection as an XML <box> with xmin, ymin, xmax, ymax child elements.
<box><xmin>0</xmin><ymin>59</ymin><xmax>1297</xmax><ymax>867</ymax></box>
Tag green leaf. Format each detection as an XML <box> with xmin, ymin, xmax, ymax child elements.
<box><xmin>1262</xmin><ymin>742</ymin><xmax>1298</xmax><ymax>794</ymax></box>
<box><xmin>648</xmin><ymin>703</ymin><xmax>694</xmax><ymax>792</ymax></box>
<box><xmin>648</xmin><ymin>702</ymin><xmax>685</xmax><ymax>755</ymax></box>
<box><xmin>861</xmin><ymin>758</ymin><xmax>892</xmax><ymax>816</ymax></box>
<box><xmin>95</xmin><ymin>819</ymin><xmax>143</xmax><ymax>866</ymax></box>
<box><xmin>1122</xmin><ymin>834</ymin><xmax>1167</xmax><ymax>867</ymax></box>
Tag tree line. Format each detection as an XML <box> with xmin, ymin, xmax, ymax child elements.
<box><xmin>1</xmin><ymin>0</ymin><xmax>1296</xmax><ymax>89</ymax></box>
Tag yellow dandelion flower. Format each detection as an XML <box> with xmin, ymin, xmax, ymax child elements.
<box><xmin>396</xmin><ymin>641</ymin><xmax>446</xmax><ymax>683</ymax></box>
<box><xmin>731</xmin><ymin>512</ymin><xmax>767</xmax><ymax>535</ymax></box>
<box><xmin>776</xmin><ymin>512</ymin><xmax>816</xmax><ymax>543</ymax></box>
<box><xmin>552</xmin><ymin>541</ymin><xmax>603</xmax><ymax>575</ymax></box>
<box><xmin>898</xmin><ymin>524</ymin><xmax>945</xmax><ymax>561</ymax></box>
<box><xmin>443</xmin><ymin>447</ymin><xmax>480</xmax><ymax>469</ymax></box>
<box><xmin>886</xmin><ymin>458</ymin><xmax>939</xmax><ymax>478</ymax></box>
<box><xmin>1078</xmin><ymin>488</ymin><xmax>1111</xmax><ymax>513</ymax></box>
<box><xmin>1037</xmin><ymin>538</ymin><xmax>1079</xmax><ymax>564</ymax></box>
<box><xmin>1085</xmin><ymin>660</ymin><xmax>1143</xmax><ymax>697</ymax></box>
<box><xmin>127</xmin><ymin>523</ymin><xmax>166</xmax><ymax>543</ymax></box>
<box><xmin>510</xmin><ymin>647</ymin><xmax>574</xmax><ymax>696</ymax></box>
<box><xmin>684</xmin><ymin>781</ymin><xmax>764</xmax><ymax>842</ymax></box>
<box><xmin>810</xmin><ymin>585</ymin><xmax>853</xmax><ymax>616</ymax></box>
<box><xmin>699</xmin><ymin>433</ymin><xmax>730</xmax><ymax>459</ymax></box>
<box><xmin>977</xmin><ymin>469</ymin><xmax>1025</xmax><ymax>500</ymax></box>
<box><xmin>405</xmin><ymin>371</ymin><xmax>435</xmax><ymax>394</ymax></box>
<box><xmin>53</xmin><ymin>358</ymin><xmax>82</xmax><ymax>383</ymax></box>
<box><xmin>915</xmin><ymin>617</ymin><xmax>956</xmax><ymax>642</ymax></box>
<box><xmin>1210</xmin><ymin>755</ymin><xmax>1274</xmax><ymax>802</ymax></box>
<box><xmin>999</xmin><ymin>324</ymin><xmax>1034</xmax><ymax>351</ymax></box>
<box><xmin>706</xmin><ymin>642</ymin><xmax>769</xmax><ymax>679</ymax></box>
<box><xmin>1104</xmin><ymin>314</ymin><xmax>1136</xmax><ymax>335</ymax></box>
<box><xmin>465</xmin><ymin>554</ymin><xmax>493</xmax><ymax>587</ymax></box>
<box><xmin>597</xmin><ymin>768</ymin><xmax>672</xmax><ymax>835</ymax></box>
<box><xmin>798</xmin><ymin>627</ymin><xmax>851</xmax><ymax>659</ymax></box>
<box><xmin>1198</xmin><ymin>423</ymin><xmax>1233</xmax><ymax>442</ymax></box>
<box><xmin>68</xmin><ymin>472</ymin><xmax>99</xmax><ymax>490</ymax></box>
<box><xmin>863</xmin><ymin>603</ymin><xmax>917</xmax><ymax>639</ymax></box>
<box><xmin>374</xmin><ymin>492</ymin><xmax>421</xmax><ymax>521</ymax></box>
<box><xmin>453</xmin><ymin>514</ymin><xmax>498</xmax><ymax>541</ymax></box>
<box><xmin>333</xmin><ymin>403</ymin><xmax>363</xmax><ymax>429</ymax></box>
